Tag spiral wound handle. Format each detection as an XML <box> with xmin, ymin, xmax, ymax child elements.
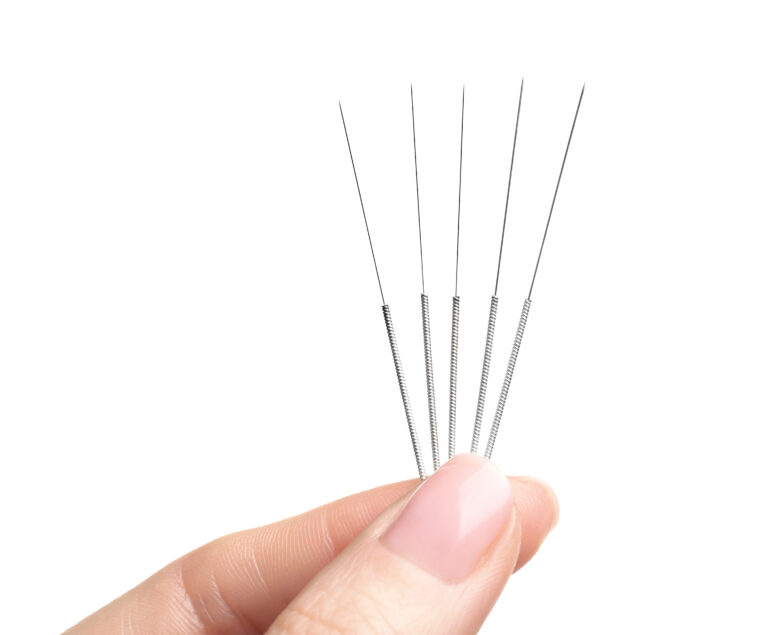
<box><xmin>448</xmin><ymin>295</ymin><xmax>460</xmax><ymax>459</ymax></box>
<box><xmin>382</xmin><ymin>305</ymin><xmax>427</xmax><ymax>480</ymax></box>
<box><xmin>421</xmin><ymin>294</ymin><xmax>440</xmax><ymax>471</ymax></box>
<box><xmin>471</xmin><ymin>295</ymin><xmax>499</xmax><ymax>453</ymax></box>
<box><xmin>484</xmin><ymin>298</ymin><xmax>531</xmax><ymax>459</ymax></box>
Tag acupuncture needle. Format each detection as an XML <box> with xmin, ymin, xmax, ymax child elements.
<box><xmin>447</xmin><ymin>86</ymin><xmax>465</xmax><ymax>460</ymax></box>
<box><xmin>410</xmin><ymin>86</ymin><xmax>440</xmax><ymax>472</ymax></box>
<box><xmin>484</xmin><ymin>84</ymin><xmax>585</xmax><ymax>459</ymax></box>
<box><xmin>339</xmin><ymin>101</ymin><xmax>427</xmax><ymax>479</ymax></box>
<box><xmin>470</xmin><ymin>78</ymin><xmax>524</xmax><ymax>454</ymax></box>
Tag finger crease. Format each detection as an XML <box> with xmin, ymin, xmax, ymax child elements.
<box><xmin>316</xmin><ymin>507</ymin><xmax>338</xmax><ymax>560</ymax></box>
<box><xmin>277</xmin><ymin>604</ymin><xmax>345</xmax><ymax>635</ymax></box>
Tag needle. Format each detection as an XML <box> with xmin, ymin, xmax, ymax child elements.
<box><xmin>447</xmin><ymin>86</ymin><xmax>465</xmax><ymax>459</ymax></box>
<box><xmin>455</xmin><ymin>86</ymin><xmax>464</xmax><ymax>299</ymax></box>
<box><xmin>494</xmin><ymin>79</ymin><xmax>524</xmax><ymax>297</ymax></box>
<box><xmin>470</xmin><ymin>78</ymin><xmax>524</xmax><ymax>454</ymax></box>
<box><xmin>339</xmin><ymin>101</ymin><xmax>427</xmax><ymax>479</ymax></box>
<box><xmin>484</xmin><ymin>84</ymin><xmax>585</xmax><ymax>459</ymax></box>
<box><xmin>411</xmin><ymin>85</ymin><xmax>440</xmax><ymax>472</ymax></box>
<box><xmin>527</xmin><ymin>84</ymin><xmax>585</xmax><ymax>301</ymax></box>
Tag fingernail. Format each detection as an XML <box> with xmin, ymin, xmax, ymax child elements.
<box><xmin>381</xmin><ymin>453</ymin><xmax>513</xmax><ymax>582</ymax></box>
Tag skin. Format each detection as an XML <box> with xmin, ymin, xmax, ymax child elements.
<box><xmin>65</xmin><ymin>474</ymin><xmax>558</xmax><ymax>634</ymax></box>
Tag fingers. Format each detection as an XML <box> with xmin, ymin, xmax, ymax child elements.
<box><xmin>65</xmin><ymin>480</ymin><xmax>416</xmax><ymax>634</ymax></box>
<box><xmin>513</xmin><ymin>476</ymin><xmax>559</xmax><ymax>570</ymax></box>
<box><xmin>268</xmin><ymin>454</ymin><xmax>558</xmax><ymax>635</ymax></box>
<box><xmin>66</xmin><ymin>468</ymin><xmax>557</xmax><ymax>634</ymax></box>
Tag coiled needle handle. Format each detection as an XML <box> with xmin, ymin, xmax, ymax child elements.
<box><xmin>484</xmin><ymin>298</ymin><xmax>530</xmax><ymax>458</ymax></box>
<box><xmin>448</xmin><ymin>295</ymin><xmax>460</xmax><ymax>458</ymax></box>
<box><xmin>471</xmin><ymin>295</ymin><xmax>499</xmax><ymax>453</ymax></box>
<box><xmin>339</xmin><ymin>101</ymin><xmax>426</xmax><ymax>479</ymax></box>
<box><xmin>411</xmin><ymin>86</ymin><xmax>440</xmax><ymax>471</ymax></box>
<box><xmin>485</xmin><ymin>84</ymin><xmax>585</xmax><ymax>459</ymax></box>
<box><xmin>421</xmin><ymin>294</ymin><xmax>439</xmax><ymax>471</ymax></box>
<box><xmin>384</xmin><ymin>305</ymin><xmax>427</xmax><ymax>479</ymax></box>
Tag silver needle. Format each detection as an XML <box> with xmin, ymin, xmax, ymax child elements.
<box><xmin>494</xmin><ymin>79</ymin><xmax>524</xmax><ymax>297</ymax></box>
<box><xmin>484</xmin><ymin>84</ymin><xmax>585</xmax><ymax>459</ymax></box>
<box><xmin>527</xmin><ymin>84</ymin><xmax>585</xmax><ymax>301</ymax></box>
<box><xmin>339</xmin><ymin>101</ymin><xmax>427</xmax><ymax>479</ymax></box>
<box><xmin>447</xmin><ymin>86</ymin><xmax>464</xmax><ymax>459</ymax></box>
<box><xmin>470</xmin><ymin>78</ymin><xmax>524</xmax><ymax>453</ymax></box>
<box><xmin>411</xmin><ymin>86</ymin><xmax>440</xmax><ymax>471</ymax></box>
<box><xmin>455</xmin><ymin>86</ymin><xmax>464</xmax><ymax>299</ymax></box>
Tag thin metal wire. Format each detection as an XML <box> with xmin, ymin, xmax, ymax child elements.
<box><xmin>411</xmin><ymin>85</ymin><xmax>425</xmax><ymax>295</ymax></box>
<box><xmin>448</xmin><ymin>87</ymin><xmax>465</xmax><ymax>459</ymax></box>
<box><xmin>528</xmin><ymin>84</ymin><xmax>584</xmax><ymax>300</ymax></box>
<box><xmin>339</xmin><ymin>101</ymin><xmax>425</xmax><ymax>479</ymax></box>
<box><xmin>494</xmin><ymin>78</ymin><xmax>524</xmax><ymax>296</ymax></box>
<box><xmin>471</xmin><ymin>79</ymin><xmax>524</xmax><ymax>453</ymax></box>
<box><xmin>411</xmin><ymin>86</ymin><xmax>439</xmax><ymax>470</ymax></box>
<box><xmin>485</xmin><ymin>85</ymin><xmax>585</xmax><ymax>459</ymax></box>
<box><xmin>338</xmin><ymin>102</ymin><xmax>385</xmax><ymax>304</ymax></box>
<box><xmin>455</xmin><ymin>86</ymin><xmax>465</xmax><ymax>297</ymax></box>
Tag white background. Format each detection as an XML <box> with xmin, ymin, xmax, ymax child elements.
<box><xmin>1</xmin><ymin>1</ymin><xmax>767</xmax><ymax>633</ymax></box>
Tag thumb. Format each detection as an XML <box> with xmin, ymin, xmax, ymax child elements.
<box><xmin>268</xmin><ymin>454</ymin><xmax>556</xmax><ymax>634</ymax></box>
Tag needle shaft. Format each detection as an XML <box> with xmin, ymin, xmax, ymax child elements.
<box><xmin>411</xmin><ymin>85</ymin><xmax>426</xmax><ymax>295</ymax></box>
<box><xmin>339</xmin><ymin>102</ymin><xmax>385</xmax><ymax>304</ymax></box>
<box><xmin>471</xmin><ymin>79</ymin><xmax>524</xmax><ymax>452</ymax></box>
<box><xmin>455</xmin><ymin>86</ymin><xmax>465</xmax><ymax>298</ymax></box>
<box><xmin>411</xmin><ymin>86</ymin><xmax>440</xmax><ymax>471</ymax></box>
<box><xmin>494</xmin><ymin>79</ymin><xmax>524</xmax><ymax>296</ymax></box>
<box><xmin>339</xmin><ymin>101</ymin><xmax>426</xmax><ymax>478</ymax></box>
<box><xmin>528</xmin><ymin>84</ymin><xmax>584</xmax><ymax>300</ymax></box>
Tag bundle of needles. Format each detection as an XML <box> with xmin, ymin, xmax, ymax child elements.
<box><xmin>340</xmin><ymin>82</ymin><xmax>584</xmax><ymax>479</ymax></box>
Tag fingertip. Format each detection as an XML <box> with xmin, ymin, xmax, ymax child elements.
<box><xmin>515</xmin><ymin>475</ymin><xmax>559</xmax><ymax>531</ymax></box>
<box><xmin>508</xmin><ymin>476</ymin><xmax>559</xmax><ymax>572</ymax></box>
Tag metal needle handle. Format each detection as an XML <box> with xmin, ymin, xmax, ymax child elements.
<box><xmin>382</xmin><ymin>304</ymin><xmax>427</xmax><ymax>480</ymax></box>
<box><xmin>421</xmin><ymin>293</ymin><xmax>440</xmax><ymax>471</ymax></box>
<box><xmin>447</xmin><ymin>295</ymin><xmax>460</xmax><ymax>459</ymax></box>
<box><xmin>484</xmin><ymin>298</ymin><xmax>531</xmax><ymax>459</ymax></box>
<box><xmin>471</xmin><ymin>295</ymin><xmax>499</xmax><ymax>453</ymax></box>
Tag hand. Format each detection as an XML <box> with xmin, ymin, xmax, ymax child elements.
<box><xmin>66</xmin><ymin>454</ymin><xmax>558</xmax><ymax>634</ymax></box>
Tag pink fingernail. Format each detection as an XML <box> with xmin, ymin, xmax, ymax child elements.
<box><xmin>381</xmin><ymin>453</ymin><xmax>513</xmax><ymax>582</ymax></box>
